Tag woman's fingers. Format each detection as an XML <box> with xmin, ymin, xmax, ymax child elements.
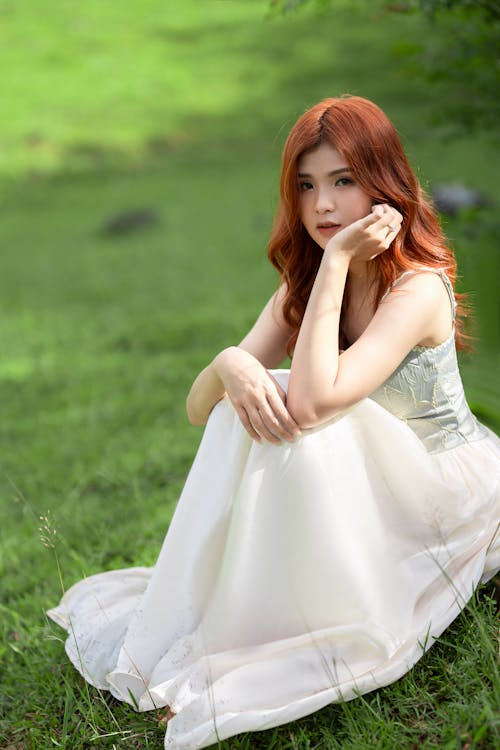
<box><xmin>365</xmin><ymin>205</ymin><xmax>403</xmax><ymax>256</ymax></box>
<box><xmin>347</xmin><ymin>205</ymin><xmax>402</xmax><ymax>250</ymax></box>
<box><xmin>370</xmin><ymin>205</ymin><xmax>402</xmax><ymax>230</ymax></box>
<box><xmin>235</xmin><ymin>389</ymin><xmax>301</xmax><ymax>445</ymax></box>
<box><xmin>327</xmin><ymin>202</ymin><xmax>404</xmax><ymax>262</ymax></box>
<box><xmin>249</xmin><ymin>399</ymin><xmax>300</xmax><ymax>445</ymax></box>
<box><xmin>236</xmin><ymin>406</ymin><xmax>265</xmax><ymax>443</ymax></box>
<box><xmin>249</xmin><ymin>408</ymin><xmax>283</xmax><ymax>445</ymax></box>
<box><xmin>266</xmin><ymin>392</ymin><xmax>301</xmax><ymax>441</ymax></box>
<box><xmin>218</xmin><ymin>349</ymin><xmax>301</xmax><ymax>444</ymax></box>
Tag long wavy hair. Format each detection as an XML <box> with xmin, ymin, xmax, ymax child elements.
<box><xmin>268</xmin><ymin>96</ymin><xmax>469</xmax><ymax>354</ymax></box>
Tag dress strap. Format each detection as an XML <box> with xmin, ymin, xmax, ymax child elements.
<box><xmin>379</xmin><ymin>270</ymin><xmax>418</xmax><ymax>303</ymax></box>
<box><xmin>435</xmin><ymin>269</ymin><xmax>456</xmax><ymax>322</ymax></box>
<box><xmin>380</xmin><ymin>268</ymin><xmax>456</xmax><ymax>321</ymax></box>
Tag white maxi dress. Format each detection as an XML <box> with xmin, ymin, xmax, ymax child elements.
<box><xmin>48</xmin><ymin>270</ymin><xmax>500</xmax><ymax>749</ymax></box>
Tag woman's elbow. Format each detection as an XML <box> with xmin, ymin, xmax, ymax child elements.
<box><xmin>287</xmin><ymin>392</ymin><xmax>352</xmax><ymax>430</ymax></box>
<box><xmin>185</xmin><ymin>397</ymin><xmax>207</xmax><ymax>426</ymax></box>
<box><xmin>187</xmin><ymin>411</ymin><xmax>206</xmax><ymax>427</ymax></box>
<box><xmin>286</xmin><ymin>397</ymin><xmax>326</xmax><ymax>430</ymax></box>
<box><xmin>186</xmin><ymin>393</ymin><xmax>226</xmax><ymax>426</ymax></box>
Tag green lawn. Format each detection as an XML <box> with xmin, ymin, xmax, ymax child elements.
<box><xmin>0</xmin><ymin>1</ymin><xmax>498</xmax><ymax>748</ymax></box>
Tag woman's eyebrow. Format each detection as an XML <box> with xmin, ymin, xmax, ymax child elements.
<box><xmin>297</xmin><ymin>167</ymin><xmax>352</xmax><ymax>178</ymax></box>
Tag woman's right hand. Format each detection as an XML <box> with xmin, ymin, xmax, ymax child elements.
<box><xmin>213</xmin><ymin>347</ymin><xmax>301</xmax><ymax>445</ymax></box>
<box><xmin>325</xmin><ymin>203</ymin><xmax>403</xmax><ymax>262</ymax></box>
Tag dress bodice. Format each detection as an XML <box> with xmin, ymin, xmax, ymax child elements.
<box><xmin>370</xmin><ymin>270</ymin><xmax>488</xmax><ymax>454</ymax></box>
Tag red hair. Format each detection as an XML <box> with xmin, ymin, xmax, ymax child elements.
<box><xmin>267</xmin><ymin>96</ymin><xmax>469</xmax><ymax>354</ymax></box>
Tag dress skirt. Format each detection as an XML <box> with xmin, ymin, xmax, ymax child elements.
<box><xmin>47</xmin><ymin>371</ymin><xmax>500</xmax><ymax>750</ymax></box>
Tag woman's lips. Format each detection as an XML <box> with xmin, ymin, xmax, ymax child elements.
<box><xmin>317</xmin><ymin>223</ymin><xmax>341</xmax><ymax>237</ymax></box>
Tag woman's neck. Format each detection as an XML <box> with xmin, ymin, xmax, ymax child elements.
<box><xmin>347</xmin><ymin>259</ymin><xmax>378</xmax><ymax>288</ymax></box>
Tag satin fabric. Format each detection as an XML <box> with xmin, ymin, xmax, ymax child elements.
<box><xmin>372</xmin><ymin>270</ymin><xmax>488</xmax><ymax>453</ymax></box>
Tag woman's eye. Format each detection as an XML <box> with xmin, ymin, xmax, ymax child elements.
<box><xmin>335</xmin><ymin>177</ymin><xmax>353</xmax><ymax>187</ymax></box>
<box><xmin>299</xmin><ymin>181</ymin><xmax>314</xmax><ymax>192</ymax></box>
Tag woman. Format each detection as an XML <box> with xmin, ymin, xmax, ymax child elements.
<box><xmin>48</xmin><ymin>96</ymin><xmax>500</xmax><ymax>750</ymax></box>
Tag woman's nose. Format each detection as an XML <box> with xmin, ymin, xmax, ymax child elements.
<box><xmin>315</xmin><ymin>187</ymin><xmax>335</xmax><ymax>213</ymax></box>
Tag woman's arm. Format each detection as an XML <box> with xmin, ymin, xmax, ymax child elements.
<box><xmin>185</xmin><ymin>360</ymin><xmax>227</xmax><ymax>426</ymax></box>
<box><xmin>287</xmin><ymin>206</ymin><xmax>450</xmax><ymax>428</ymax></box>
<box><xmin>186</xmin><ymin>287</ymin><xmax>301</xmax><ymax>443</ymax></box>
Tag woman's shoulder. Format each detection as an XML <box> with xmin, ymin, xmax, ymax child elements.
<box><xmin>383</xmin><ymin>268</ymin><xmax>454</xmax><ymax>310</ymax></box>
<box><xmin>382</xmin><ymin>268</ymin><xmax>455</xmax><ymax>347</ymax></box>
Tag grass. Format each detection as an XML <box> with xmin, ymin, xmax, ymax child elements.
<box><xmin>0</xmin><ymin>1</ymin><xmax>498</xmax><ymax>748</ymax></box>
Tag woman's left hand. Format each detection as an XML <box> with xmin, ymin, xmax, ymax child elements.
<box><xmin>325</xmin><ymin>203</ymin><xmax>403</xmax><ymax>262</ymax></box>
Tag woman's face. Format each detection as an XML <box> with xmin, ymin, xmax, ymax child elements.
<box><xmin>297</xmin><ymin>141</ymin><xmax>373</xmax><ymax>249</ymax></box>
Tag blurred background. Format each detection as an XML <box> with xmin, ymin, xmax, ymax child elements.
<box><xmin>0</xmin><ymin>0</ymin><xmax>499</xmax><ymax>743</ymax></box>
